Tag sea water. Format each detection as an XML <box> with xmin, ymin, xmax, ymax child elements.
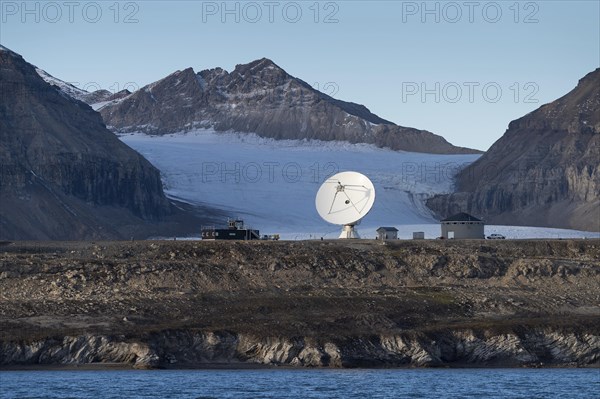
<box><xmin>0</xmin><ymin>368</ymin><xmax>598</xmax><ymax>398</ymax></box>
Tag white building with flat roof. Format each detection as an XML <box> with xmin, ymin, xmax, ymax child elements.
<box><xmin>377</xmin><ymin>227</ymin><xmax>398</xmax><ymax>240</ymax></box>
<box><xmin>441</xmin><ymin>212</ymin><xmax>484</xmax><ymax>239</ymax></box>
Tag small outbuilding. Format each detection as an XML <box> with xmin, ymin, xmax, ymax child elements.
<box><xmin>440</xmin><ymin>212</ymin><xmax>484</xmax><ymax>239</ymax></box>
<box><xmin>377</xmin><ymin>227</ymin><xmax>398</xmax><ymax>240</ymax></box>
<box><xmin>413</xmin><ymin>231</ymin><xmax>425</xmax><ymax>240</ymax></box>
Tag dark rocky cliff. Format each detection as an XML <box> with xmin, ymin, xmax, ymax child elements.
<box><xmin>428</xmin><ymin>69</ymin><xmax>600</xmax><ymax>231</ymax></box>
<box><xmin>98</xmin><ymin>58</ymin><xmax>479</xmax><ymax>155</ymax></box>
<box><xmin>0</xmin><ymin>46</ymin><xmax>173</xmax><ymax>239</ymax></box>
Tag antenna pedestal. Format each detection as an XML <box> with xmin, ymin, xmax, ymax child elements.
<box><xmin>339</xmin><ymin>224</ymin><xmax>360</xmax><ymax>239</ymax></box>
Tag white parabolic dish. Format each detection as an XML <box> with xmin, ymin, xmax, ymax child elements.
<box><xmin>315</xmin><ymin>171</ymin><xmax>376</xmax><ymax>226</ymax></box>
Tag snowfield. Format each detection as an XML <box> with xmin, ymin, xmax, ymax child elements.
<box><xmin>120</xmin><ymin>130</ymin><xmax>599</xmax><ymax>240</ymax></box>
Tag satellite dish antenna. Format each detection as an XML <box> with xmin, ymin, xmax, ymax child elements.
<box><xmin>315</xmin><ymin>171</ymin><xmax>376</xmax><ymax>239</ymax></box>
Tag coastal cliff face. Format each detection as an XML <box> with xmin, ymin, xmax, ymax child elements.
<box><xmin>96</xmin><ymin>59</ymin><xmax>479</xmax><ymax>155</ymax></box>
<box><xmin>2</xmin><ymin>328</ymin><xmax>597</xmax><ymax>369</ymax></box>
<box><xmin>1</xmin><ymin>240</ymin><xmax>598</xmax><ymax>368</ymax></box>
<box><xmin>427</xmin><ymin>69</ymin><xmax>600</xmax><ymax>231</ymax></box>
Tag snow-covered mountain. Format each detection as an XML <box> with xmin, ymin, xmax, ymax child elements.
<box><xmin>32</xmin><ymin>59</ymin><xmax>478</xmax><ymax>154</ymax></box>
<box><xmin>25</xmin><ymin>55</ymin><xmax>488</xmax><ymax>238</ymax></box>
<box><xmin>26</xmin><ymin>53</ymin><xmax>597</xmax><ymax>238</ymax></box>
<box><xmin>99</xmin><ymin>58</ymin><xmax>480</xmax><ymax>155</ymax></box>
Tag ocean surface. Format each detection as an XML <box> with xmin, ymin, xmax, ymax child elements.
<box><xmin>0</xmin><ymin>369</ymin><xmax>598</xmax><ymax>398</ymax></box>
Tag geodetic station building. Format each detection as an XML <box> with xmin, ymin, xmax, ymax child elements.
<box><xmin>376</xmin><ymin>227</ymin><xmax>398</xmax><ymax>240</ymax></box>
<box><xmin>440</xmin><ymin>212</ymin><xmax>485</xmax><ymax>239</ymax></box>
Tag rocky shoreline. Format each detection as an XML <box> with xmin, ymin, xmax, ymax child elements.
<box><xmin>1</xmin><ymin>240</ymin><xmax>598</xmax><ymax>368</ymax></box>
<box><xmin>2</xmin><ymin>326</ymin><xmax>598</xmax><ymax>369</ymax></box>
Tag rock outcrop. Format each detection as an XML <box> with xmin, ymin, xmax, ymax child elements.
<box><xmin>2</xmin><ymin>328</ymin><xmax>597</xmax><ymax>369</ymax></box>
<box><xmin>1</xmin><ymin>239</ymin><xmax>598</xmax><ymax>368</ymax></box>
<box><xmin>96</xmin><ymin>58</ymin><xmax>479</xmax><ymax>154</ymax></box>
<box><xmin>0</xmin><ymin>46</ymin><xmax>175</xmax><ymax>239</ymax></box>
<box><xmin>427</xmin><ymin>68</ymin><xmax>600</xmax><ymax>231</ymax></box>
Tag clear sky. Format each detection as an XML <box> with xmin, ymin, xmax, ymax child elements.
<box><xmin>1</xmin><ymin>0</ymin><xmax>598</xmax><ymax>151</ymax></box>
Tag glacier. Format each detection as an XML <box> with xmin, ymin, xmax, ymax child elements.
<box><xmin>120</xmin><ymin>130</ymin><xmax>599</xmax><ymax>240</ymax></box>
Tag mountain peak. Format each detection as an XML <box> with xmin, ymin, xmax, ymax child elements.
<box><xmin>144</xmin><ymin>67</ymin><xmax>198</xmax><ymax>92</ymax></box>
<box><xmin>232</xmin><ymin>57</ymin><xmax>286</xmax><ymax>78</ymax></box>
<box><xmin>98</xmin><ymin>58</ymin><xmax>479</xmax><ymax>154</ymax></box>
<box><xmin>0</xmin><ymin>44</ymin><xmax>22</xmax><ymax>59</ymax></box>
<box><xmin>240</xmin><ymin>57</ymin><xmax>280</xmax><ymax>70</ymax></box>
<box><xmin>159</xmin><ymin>67</ymin><xmax>197</xmax><ymax>81</ymax></box>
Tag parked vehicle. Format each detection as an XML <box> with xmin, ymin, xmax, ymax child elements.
<box><xmin>487</xmin><ymin>233</ymin><xmax>506</xmax><ymax>239</ymax></box>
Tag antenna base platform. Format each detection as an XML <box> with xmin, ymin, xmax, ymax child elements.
<box><xmin>339</xmin><ymin>224</ymin><xmax>360</xmax><ymax>239</ymax></box>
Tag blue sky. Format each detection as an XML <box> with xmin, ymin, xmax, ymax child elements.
<box><xmin>1</xmin><ymin>0</ymin><xmax>598</xmax><ymax>151</ymax></box>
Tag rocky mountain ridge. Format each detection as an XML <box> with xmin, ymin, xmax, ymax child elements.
<box><xmin>427</xmin><ymin>68</ymin><xmax>600</xmax><ymax>231</ymax></box>
<box><xmin>0</xmin><ymin>45</ymin><xmax>210</xmax><ymax>240</ymax></box>
<box><xmin>35</xmin><ymin>67</ymin><xmax>131</xmax><ymax>106</ymax></box>
<box><xmin>92</xmin><ymin>58</ymin><xmax>478</xmax><ymax>154</ymax></box>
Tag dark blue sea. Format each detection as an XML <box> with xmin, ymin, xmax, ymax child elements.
<box><xmin>0</xmin><ymin>369</ymin><xmax>598</xmax><ymax>398</ymax></box>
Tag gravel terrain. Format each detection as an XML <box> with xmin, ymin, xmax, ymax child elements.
<box><xmin>0</xmin><ymin>239</ymin><xmax>598</xmax><ymax>368</ymax></box>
